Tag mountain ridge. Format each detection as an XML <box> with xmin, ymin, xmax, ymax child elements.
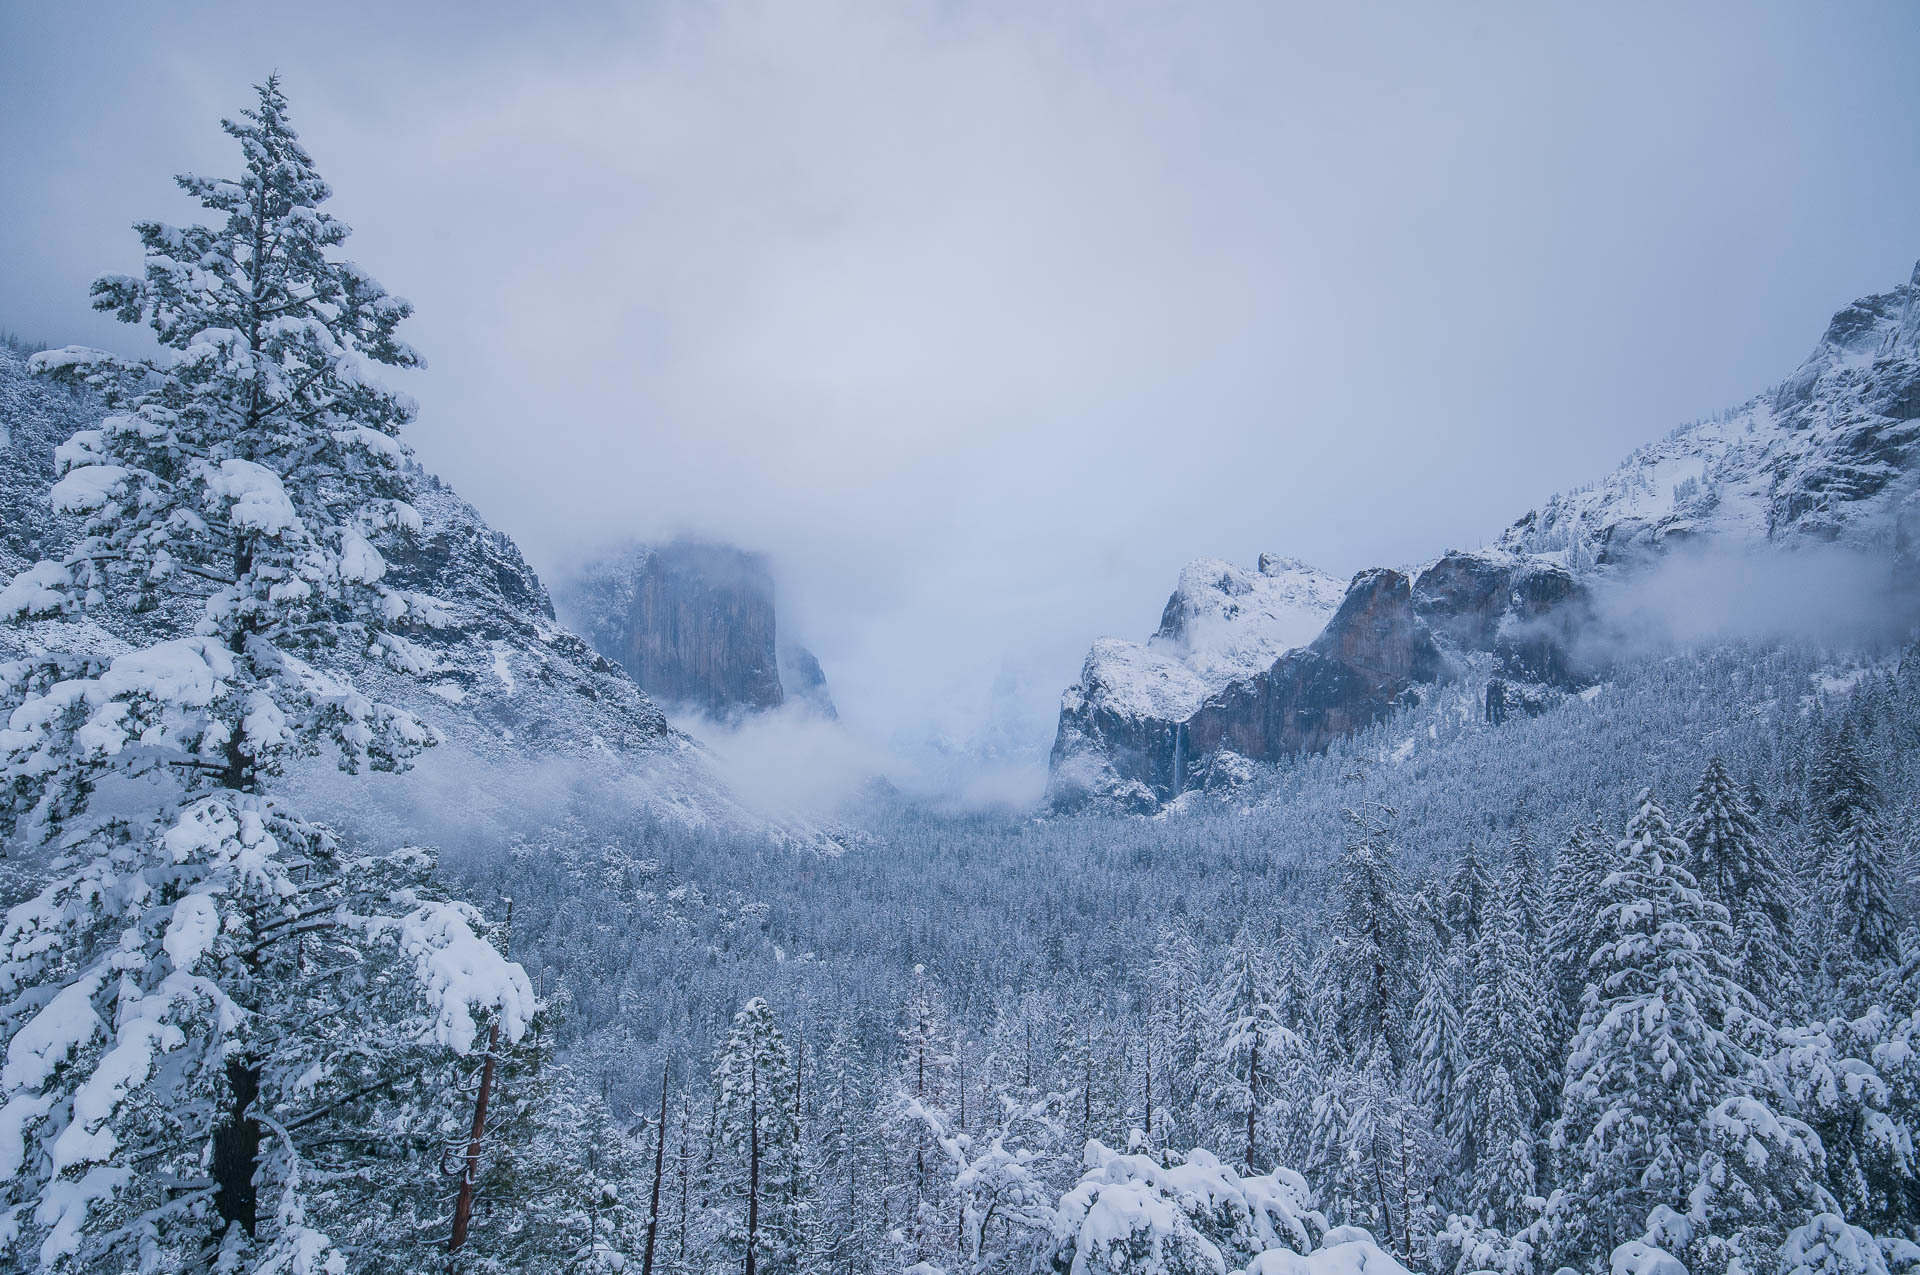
<box><xmin>1046</xmin><ymin>258</ymin><xmax>1920</xmax><ymax>812</ymax></box>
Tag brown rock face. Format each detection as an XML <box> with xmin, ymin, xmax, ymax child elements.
<box><xmin>1184</xmin><ymin>568</ymin><xmax>1450</xmax><ymax>764</ymax></box>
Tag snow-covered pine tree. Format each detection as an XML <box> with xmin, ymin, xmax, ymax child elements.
<box><xmin>1322</xmin><ymin>813</ymin><xmax>1417</xmax><ymax>1069</ymax></box>
<box><xmin>1546</xmin><ymin>820</ymin><xmax>1614</xmax><ymax>1076</ymax></box>
<box><xmin>1811</xmin><ymin>730</ymin><xmax>1900</xmax><ymax>1017</ymax></box>
<box><xmin>1147</xmin><ymin>923</ymin><xmax>1208</xmax><ymax>1148</ymax></box>
<box><xmin>714</xmin><ymin>998</ymin><xmax>808</xmax><ymax>1275</ymax></box>
<box><xmin>1466</xmin><ymin>1065</ymin><xmax>1537</xmax><ymax>1237</ymax></box>
<box><xmin>1505</xmin><ymin>832</ymin><xmax>1548</xmax><ymax>956</ymax></box>
<box><xmin>1411</xmin><ymin>959</ymin><xmax>1469</xmax><ymax>1182</ymax></box>
<box><xmin>1057</xmin><ymin>1010</ymin><xmax>1120</xmax><ymax>1157</ymax></box>
<box><xmin>1306</xmin><ymin>1065</ymin><xmax>1359</xmax><ymax>1217</ymax></box>
<box><xmin>1410</xmin><ymin>879</ymin><xmax>1454</xmax><ymax>964</ymax></box>
<box><xmin>1656</xmin><ymin>1094</ymin><xmax>1841</xmax><ymax>1275</ymax></box>
<box><xmin>0</xmin><ymin>78</ymin><xmax>533</xmax><ymax>1275</ymax></box>
<box><xmin>884</xmin><ymin>968</ymin><xmax>954</xmax><ymax>1267</ymax></box>
<box><xmin>1550</xmin><ymin>789</ymin><xmax>1755</xmax><ymax>1268</ymax></box>
<box><xmin>1201</xmin><ymin>930</ymin><xmax>1308</xmax><ymax>1175</ymax></box>
<box><xmin>1774</xmin><ymin>1006</ymin><xmax>1920</xmax><ymax>1244</ymax></box>
<box><xmin>1464</xmin><ymin>889</ymin><xmax>1553</xmax><ymax>1139</ymax></box>
<box><xmin>1682</xmin><ymin>756</ymin><xmax>1798</xmax><ymax>1015</ymax></box>
<box><xmin>809</xmin><ymin>1019</ymin><xmax>880</xmax><ymax>1275</ymax></box>
<box><xmin>1340</xmin><ymin>1041</ymin><xmax>1443</xmax><ymax>1260</ymax></box>
<box><xmin>427</xmin><ymin>994</ymin><xmax>646</xmax><ymax>1275</ymax></box>
<box><xmin>1445</xmin><ymin>843</ymin><xmax>1497</xmax><ymax>955</ymax></box>
<box><xmin>1547</xmin><ymin>821</ymin><xmax>1612</xmax><ymax>1015</ymax></box>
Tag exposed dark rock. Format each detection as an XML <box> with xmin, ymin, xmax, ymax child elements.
<box><xmin>557</xmin><ymin>539</ymin><xmax>836</xmax><ymax>721</ymax></box>
<box><xmin>1412</xmin><ymin>551</ymin><xmax>1514</xmax><ymax>651</ymax></box>
<box><xmin>1410</xmin><ymin>551</ymin><xmax>1598</xmax><ymax>690</ymax></box>
<box><xmin>1484</xmin><ymin>677</ymin><xmax>1558</xmax><ymax>725</ymax></box>
<box><xmin>779</xmin><ymin>642</ymin><xmax>838</xmax><ymax>721</ymax></box>
<box><xmin>1184</xmin><ymin>567</ymin><xmax>1450</xmax><ymax>761</ymax></box>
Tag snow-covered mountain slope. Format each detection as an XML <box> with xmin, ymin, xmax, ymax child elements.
<box><xmin>1502</xmin><ymin>260</ymin><xmax>1920</xmax><ymax>567</ymax></box>
<box><xmin>1048</xmin><ymin>259</ymin><xmax>1920</xmax><ymax>814</ymax></box>
<box><xmin>0</xmin><ymin>343</ymin><xmax>843</xmax><ymax>852</ymax></box>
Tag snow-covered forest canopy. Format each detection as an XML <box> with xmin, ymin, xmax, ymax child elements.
<box><xmin>3</xmin><ymin>76</ymin><xmax>1920</xmax><ymax>1275</ymax></box>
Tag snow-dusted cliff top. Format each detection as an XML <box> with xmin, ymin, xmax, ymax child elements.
<box><xmin>1066</xmin><ymin>554</ymin><xmax>1345</xmax><ymax>721</ymax></box>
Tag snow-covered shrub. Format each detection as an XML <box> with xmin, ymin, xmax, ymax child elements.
<box><xmin>1048</xmin><ymin>1141</ymin><xmax>1327</xmax><ymax>1275</ymax></box>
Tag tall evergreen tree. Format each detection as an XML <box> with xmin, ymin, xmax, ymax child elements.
<box><xmin>809</xmin><ymin>1020</ymin><xmax>879</xmax><ymax>1275</ymax></box>
<box><xmin>714</xmin><ymin>998</ymin><xmax>808</xmax><ymax>1275</ymax></box>
<box><xmin>1201</xmin><ymin>930</ymin><xmax>1307</xmax><ymax>1175</ymax></box>
<box><xmin>1504</xmin><ymin>832</ymin><xmax>1548</xmax><ymax>956</ymax></box>
<box><xmin>1467</xmin><ymin>1065</ymin><xmax>1537</xmax><ymax>1236</ymax></box>
<box><xmin>1545</xmin><ymin>820</ymin><xmax>1614</xmax><ymax>1067</ymax></box>
<box><xmin>1445</xmin><ymin>842</ymin><xmax>1497</xmax><ymax>954</ymax></box>
<box><xmin>1550</xmin><ymin>790</ymin><xmax>1754</xmax><ymax>1267</ymax></box>
<box><xmin>884</xmin><ymin>969</ymin><xmax>954</xmax><ymax>1267</ymax></box>
<box><xmin>1682</xmin><ymin>756</ymin><xmax>1798</xmax><ymax>1013</ymax></box>
<box><xmin>1464</xmin><ymin>890</ymin><xmax>1554</xmax><ymax>1141</ymax></box>
<box><xmin>1812</xmin><ymin>730</ymin><xmax>1900</xmax><ymax>1016</ymax></box>
<box><xmin>1323</xmin><ymin>817</ymin><xmax>1417</xmax><ymax>1069</ymax></box>
<box><xmin>1547</xmin><ymin>822</ymin><xmax>1611</xmax><ymax>1009</ymax></box>
<box><xmin>1147</xmin><ymin>922</ymin><xmax>1209</xmax><ymax>1144</ymax></box>
<box><xmin>0</xmin><ymin>78</ymin><xmax>532</xmax><ymax>1275</ymax></box>
<box><xmin>1411</xmin><ymin>958</ymin><xmax>1470</xmax><ymax>1179</ymax></box>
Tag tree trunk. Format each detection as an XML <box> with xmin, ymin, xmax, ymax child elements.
<box><xmin>643</xmin><ymin>1064</ymin><xmax>670</xmax><ymax>1275</ymax></box>
<box><xmin>1143</xmin><ymin>1036</ymin><xmax>1153</xmax><ymax>1141</ymax></box>
<box><xmin>746</xmin><ymin>1054</ymin><xmax>760</xmax><ymax>1275</ymax></box>
<box><xmin>1244</xmin><ymin>1037</ymin><xmax>1259</xmax><ymax>1174</ymax></box>
<box><xmin>447</xmin><ymin>1020</ymin><xmax>501</xmax><ymax>1255</ymax></box>
<box><xmin>211</xmin><ymin>1057</ymin><xmax>263</xmax><ymax>1237</ymax></box>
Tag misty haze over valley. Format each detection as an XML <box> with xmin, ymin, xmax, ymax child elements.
<box><xmin>3</xmin><ymin>6</ymin><xmax>1920</xmax><ymax>1275</ymax></box>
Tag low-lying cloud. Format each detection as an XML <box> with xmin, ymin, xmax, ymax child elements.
<box><xmin>1584</xmin><ymin>541</ymin><xmax>1913</xmax><ymax>660</ymax></box>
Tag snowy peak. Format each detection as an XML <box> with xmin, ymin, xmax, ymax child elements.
<box><xmin>1150</xmin><ymin>555</ymin><xmax>1348</xmax><ymax>681</ymax></box>
<box><xmin>1068</xmin><ymin>553</ymin><xmax>1344</xmax><ymax>725</ymax></box>
<box><xmin>1501</xmin><ymin>259</ymin><xmax>1920</xmax><ymax>566</ymax></box>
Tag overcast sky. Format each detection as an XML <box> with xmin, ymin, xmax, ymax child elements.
<box><xmin>5</xmin><ymin>1</ymin><xmax>1919</xmax><ymax>768</ymax></box>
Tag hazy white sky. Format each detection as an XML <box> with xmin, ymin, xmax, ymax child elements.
<box><xmin>5</xmin><ymin>0</ymin><xmax>1919</xmax><ymax>761</ymax></box>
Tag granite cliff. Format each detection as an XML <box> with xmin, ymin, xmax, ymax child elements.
<box><xmin>555</xmin><ymin>539</ymin><xmax>836</xmax><ymax>721</ymax></box>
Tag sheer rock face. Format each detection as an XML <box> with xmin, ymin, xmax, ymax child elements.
<box><xmin>556</xmin><ymin>540</ymin><xmax>836</xmax><ymax>722</ymax></box>
<box><xmin>1045</xmin><ymin>552</ymin><xmax>1601</xmax><ymax>814</ymax></box>
<box><xmin>1183</xmin><ymin>567</ymin><xmax>1451</xmax><ymax>765</ymax></box>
